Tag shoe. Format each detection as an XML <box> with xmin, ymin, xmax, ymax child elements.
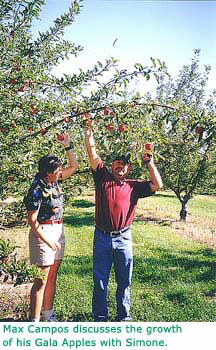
<box><xmin>115</xmin><ymin>315</ymin><xmax>132</xmax><ymax>322</ymax></box>
<box><xmin>94</xmin><ymin>315</ymin><xmax>108</xmax><ymax>322</ymax></box>
<box><xmin>44</xmin><ymin>314</ymin><xmax>59</xmax><ymax>322</ymax></box>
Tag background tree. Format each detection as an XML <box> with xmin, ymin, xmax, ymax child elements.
<box><xmin>148</xmin><ymin>50</ymin><xmax>216</xmax><ymax>220</ymax></box>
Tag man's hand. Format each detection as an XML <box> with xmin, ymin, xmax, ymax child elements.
<box><xmin>143</xmin><ymin>152</ymin><xmax>153</xmax><ymax>166</ymax></box>
<box><xmin>84</xmin><ymin>126</ymin><xmax>102</xmax><ymax>170</ymax></box>
<box><xmin>146</xmin><ymin>155</ymin><xmax>163</xmax><ymax>192</ymax></box>
<box><xmin>57</xmin><ymin>133</ymin><xmax>71</xmax><ymax>148</ymax></box>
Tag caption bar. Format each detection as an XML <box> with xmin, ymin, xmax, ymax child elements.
<box><xmin>0</xmin><ymin>322</ymin><xmax>214</xmax><ymax>350</ymax></box>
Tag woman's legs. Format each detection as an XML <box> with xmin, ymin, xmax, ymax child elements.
<box><xmin>30</xmin><ymin>260</ymin><xmax>62</xmax><ymax>321</ymax></box>
<box><xmin>43</xmin><ymin>259</ymin><xmax>62</xmax><ymax>312</ymax></box>
<box><xmin>30</xmin><ymin>266</ymin><xmax>50</xmax><ymax>321</ymax></box>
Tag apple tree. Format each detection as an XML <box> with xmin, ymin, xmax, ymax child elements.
<box><xmin>0</xmin><ymin>0</ymin><xmax>167</xmax><ymax>226</ymax></box>
<box><xmin>147</xmin><ymin>50</ymin><xmax>216</xmax><ymax>220</ymax></box>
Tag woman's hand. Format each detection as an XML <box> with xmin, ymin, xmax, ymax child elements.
<box><xmin>48</xmin><ymin>241</ymin><xmax>61</xmax><ymax>251</ymax></box>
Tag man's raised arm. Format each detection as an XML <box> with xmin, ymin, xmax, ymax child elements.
<box><xmin>85</xmin><ymin>127</ymin><xmax>102</xmax><ymax>170</ymax></box>
<box><xmin>144</xmin><ymin>152</ymin><xmax>163</xmax><ymax>192</ymax></box>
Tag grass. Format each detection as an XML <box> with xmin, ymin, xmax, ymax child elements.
<box><xmin>0</xmin><ymin>191</ymin><xmax>216</xmax><ymax>321</ymax></box>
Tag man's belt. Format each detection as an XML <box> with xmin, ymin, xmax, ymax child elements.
<box><xmin>96</xmin><ymin>225</ymin><xmax>130</xmax><ymax>237</ymax></box>
<box><xmin>39</xmin><ymin>219</ymin><xmax>63</xmax><ymax>225</ymax></box>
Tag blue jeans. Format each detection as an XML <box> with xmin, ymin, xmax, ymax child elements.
<box><xmin>92</xmin><ymin>227</ymin><xmax>133</xmax><ymax>321</ymax></box>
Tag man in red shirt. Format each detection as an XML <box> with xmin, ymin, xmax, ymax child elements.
<box><xmin>85</xmin><ymin>126</ymin><xmax>163</xmax><ymax>321</ymax></box>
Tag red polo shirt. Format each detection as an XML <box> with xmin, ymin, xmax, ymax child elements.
<box><xmin>92</xmin><ymin>162</ymin><xmax>153</xmax><ymax>231</ymax></box>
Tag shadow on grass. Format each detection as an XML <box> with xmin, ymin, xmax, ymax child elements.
<box><xmin>165</xmin><ymin>290</ymin><xmax>191</xmax><ymax>306</ymax></box>
<box><xmin>60</xmin><ymin>244</ymin><xmax>216</xmax><ymax>285</ymax></box>
<box><xmin>64</xmin><ymin>213</ymin><xmax>95</xmax><ymax>227</ymax></box>
<box><xmin>67</xmin><ymin>312</ymin><xmax>94</xmax><ymax>322</ymax></box>
<box><xmin>197</xmin><ymin>248</ymin><xmax>216</xmax><ymax>257</ymax></box>
<box><xmin>72</xmin><ymin>199</ymin><xmax>95</xmax><ymax>208</ymax></box>
<box><xmin>155</xmin><ymin>193</ymin><xmax>176</xmax><ymax>199</ymax></box>
<box><xmin>133</xmin><ymin>245</ymin><xmax>216</xmax><ymax>284</ymax></box>
<box><xmin>134</xmin><ymin>215</ymin><xmax>174</xmax><ymax>226</ymax></box>
<box><xmin>204</xmin><ymin>288</ymin><xmax>216</xmax><ymax>298</ymax></box>
<box><xmin>59</xmin><ymin>255</ymin><xmax>92</xmax><ymax>277</ymax></box>
<box><xmin>0</xmin><ymin>317</ymin><xmax>16</xmax><ymax>322</ymax></box>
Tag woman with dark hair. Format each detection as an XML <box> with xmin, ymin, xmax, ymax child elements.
<box><xmin>24</xmin><ymin>134</ymin><xmax>78</xmax><ymax>322</ymax></box>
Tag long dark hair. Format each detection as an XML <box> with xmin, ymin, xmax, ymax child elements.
<box><xmin>38</xmin><ymin>155</ymin><xmax>62</xmax><ymax>178</ymax></box>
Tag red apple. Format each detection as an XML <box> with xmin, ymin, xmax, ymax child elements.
<box><xmin>107</xmin><ymin>123</ymin><xmax>115</xmax><ymax>132</ymax></box>
<box><xmin>18</xmin><ymin>86</ymin><xmax>25</xmax><ymax>92</ymax></box>
<box><xmin>39</xmin><ymin>128</ymin><xmax>46</xmax><ymax>135</ymax></box>
<box><xmin>130</xmin><ymin>101</ymin><xmax>137</xmax><ymax>108</ymax></box>
<box><xmin>195</xmin><ymin>126</ymin><xmax>203</xmax><ymax>134</ymax></box>
<box><xmin>118</xmin><ymin>124</ymin><xmax>126</xmax><ymax>132</ymax></box>
<box><xmin>0</xmin><ymin>128</ymin><xmax>7</xmax><ymax>133</ymax></box>
<box><xmin>103</xmin><ymin>108</ymin><xmax>111</xmax><ymax>115</ymax></box>
<box><xmin>24</xmin><ymin>80</ymin><xmax>33</xmax><ymax>88</ymax></box>
<box><xmin>145</xmin><ymin>143</ymin><xmax>153</xmax><ymax>151</ymax></box>
<box><xmin>56</xmin><ymin>134</ymin><xmax>64</xmax><ymax>141</ymax></box>
<box><xmin>10</xmin><ymin>78</ymin><xmax>17</xmax><ymax>85</ymax></box>
<box><xmin>64</xmin><ymin>116</ymin><xmax>70</xmax><ymax>123</ymax></box>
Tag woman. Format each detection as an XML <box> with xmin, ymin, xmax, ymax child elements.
<box><xmin>24</xmin><ymin>134</ymin><xmax>78</xmax><ymax>322</ymax></box>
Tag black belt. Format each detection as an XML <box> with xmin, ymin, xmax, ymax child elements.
<box><xmin>96</xmin><ymin>225</ymin><xmax>130</xmax><ymax>237</ymax></box>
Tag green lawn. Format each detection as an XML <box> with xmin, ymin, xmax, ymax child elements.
<box><xmin>0</xmin><ymin>191</ymin><xmax>216</xmax><ymax>321</ymax></box>
<box><xmin>53</xmin><ymin>192</ymin><xmax>216</xmax><ymax>322</ymax></box>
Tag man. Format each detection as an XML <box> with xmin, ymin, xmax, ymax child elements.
<box><xmin>85</xmin><ymin>126</ymin><xmax>163</xmax><ymax>322</ymax></box>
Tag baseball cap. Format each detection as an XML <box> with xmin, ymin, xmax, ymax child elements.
<box><xmin>113</xmin><ymin>154</ymin><xmax>131</xmax><ymax>165</ymax></box>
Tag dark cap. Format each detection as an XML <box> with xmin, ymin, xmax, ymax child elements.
<box><xmin>113</xmin><ymin>154</ymin><xmax>131</xmax><ymax>165</ymax></box>
<box><xmin>38</xmin><ymin>155</ymin><xmax>62</xmax><ymax>177</ymax></box>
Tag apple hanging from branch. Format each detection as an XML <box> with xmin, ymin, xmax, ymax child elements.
<box><xmin>118</xmin><ymin>124</ymin><xmax>126</xmax><ymax>133</ymax></box>
<box><xmin>107</xmin><ymin>123</ymin><xmax>115</xmax><ymax>132</ymax></box>
<box><xmin>56</xmin><ymin>134</ymin><xmax>64</xmax><ymax>141</ymax></box>
<box><xmin>195</xmin><ymin>126</ymin><xmax>203</xmax><ymax>134</ymax></box>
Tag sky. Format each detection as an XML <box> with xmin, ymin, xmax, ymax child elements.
<box><xmin>32</xmin><ymin>0</ymin><xmax>216</xmax><ymax>94</ymax></box>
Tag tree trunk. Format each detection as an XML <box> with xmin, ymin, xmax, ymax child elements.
<box><xmin>180</xmin><ymin>201</ymin><xmax>188</xmax><ymax>221</ymax></box>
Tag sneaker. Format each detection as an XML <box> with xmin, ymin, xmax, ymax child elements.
<box><xmin>45</xmin><ymin>314</ymin><xmax>59</xmax><ymax>322</ymax></box>
<box><xmin>115</xmin><ymin>315</ymin><xmax>132</xmax><ymax>322</ymax></box>
<box><xmin>94</xmin><ymin>315</ymin><xmax>108</xmax><ymax>322</ymax></box>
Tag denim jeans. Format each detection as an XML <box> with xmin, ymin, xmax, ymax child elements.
<box><xmin>92</xmin><ymin>227</ymin><xmax>133</xmax><ymax>321</ymax></box>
